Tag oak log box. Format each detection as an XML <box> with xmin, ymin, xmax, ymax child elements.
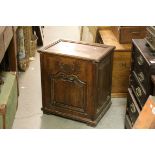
<box><xmin>38</xmin><ymin>39</ymin><xmax>115</xmax><ymax>126</ymax></box>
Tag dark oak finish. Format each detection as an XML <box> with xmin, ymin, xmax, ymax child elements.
<box><xmin>125</xmin><ymin>39</ymin><xmax>155</xmax><ymax>128</ymax></box>
<box><xmin>39</xmin><ymin>39</ymin><xmax>115</xmax><ymax>126</ymax></box>
<box><xmin>131</xmin><ymin>39</ymin><xmax>155</xmax><ymax>98</ymax></box>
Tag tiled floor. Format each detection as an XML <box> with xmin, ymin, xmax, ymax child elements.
<box><xmin>12</xmin><ymin>26</ymin><xmax>126</xmax><ymax>129</ymax></box>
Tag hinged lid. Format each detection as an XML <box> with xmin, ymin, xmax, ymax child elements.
<box><xmin>38</xmin><ymin>39</ymin><xmax>115</xmax><ymax>62</ymax></box>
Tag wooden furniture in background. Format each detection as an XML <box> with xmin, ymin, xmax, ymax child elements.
<box><xmin>111</xmin><ymin>26</ymin><xmax>146</xmax><ymax>44</ymax></box>
<box><xmin>0</xmin><ymin>26</ymin><xmax>18</xmax><ymax>129</ymax></box>
<box><xmin>38</xmin><ymin>39</ymin><xmax>115</xmax><ymax>126</ymax></box>
<box><xmin>125</xmin><ymin>39</ymin><xmax>155</xmax><ymax>129</ymax></box>
<box><xmin>133</xmin><ymin>96</ymin><xmax>155</xmax><ymax>129</ymax></box>
<box><xmin>0</xmin><ymin>26</ymin><xmax>18</xmax><ymax>95</ymax></box>
<box><xmin>0</xmin><ymin>26</ymin><xmax>18</xmax><ymax>73</ymax></box>
<box><xmin>146</xmin><ymin>26</ymin><xmax>155</xmax><ymax>51</ymax></box>
<box><xmin>99</xmin><ymin>29</ymin><xmax>131</xmax><ymax>97</ymax></box>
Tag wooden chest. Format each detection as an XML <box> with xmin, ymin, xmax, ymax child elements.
<box><xmin>111</xmin><ymin>26</ymin><xmax>146</xmax><ymax>44</ymax></box>
<box><xmin>125</xmin><ymin>39</ymin><xmax>155</xmax><ymax>128</ymax></box>
<box><xmin>38</xmin><ymin>39</ymin><xmax>115</xmax><ymax>126</ymax></box>
<box><xmin>99</xmin><ymin>29</ymin><xmax>131</xmax><ymax>97</ymax></box>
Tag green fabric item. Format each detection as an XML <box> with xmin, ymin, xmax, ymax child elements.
<box><xmin>0</xmin><ymin>72</ymin><xmax>17</xmax><ymax>129</ymax></box>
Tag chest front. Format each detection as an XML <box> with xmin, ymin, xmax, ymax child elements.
<box><xmin>39</xmin><ymin>39</ymin><xmax>115</xmax><ymax>126</ymax></box>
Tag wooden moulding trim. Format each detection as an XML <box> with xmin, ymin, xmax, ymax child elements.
<box><xmin>38</xmin><ymin>39</ymin><xmax>115</xmax><ymax>53</ymax></box>
<box><xmin>38</xmin><ymin>39</ymin><xmax>115</xmax><ymax>63</ymax></box>
<box><xmin>42</xmin><ymin>107</ymin><xmax>96</xmax><ymax>127</ymax></box>
<box><xmin>42</xmin><ymin>100</ymin><xmax>112</xmax><ymax>127</ymax></box>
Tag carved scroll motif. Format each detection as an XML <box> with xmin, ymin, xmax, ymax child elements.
<box><xmin>50</xmin><ymin>72</ymin><xmax>87</xmax><ymax>113</ymax></box>
<box><xmin>55</xmin><ymin>60</ymin><xmax>80</xmax><ymax>74</ymax></box>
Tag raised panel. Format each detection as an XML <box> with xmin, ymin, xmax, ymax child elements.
<box><xmin>50</xmin><ymin>72</ymin><xmax>87</xmax><ymax>113</ymax></box>
<box><xmin>97</xmin><ymin>54</ymin><xmax>112</xmax><ymax>112</ymax></box>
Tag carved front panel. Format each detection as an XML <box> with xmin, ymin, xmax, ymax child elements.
<box><xmin>50</xmin><ymin>72</ymin><xmax>87</xmax><ymax>113</ymax></box>
<box><xmin>40</xmin><ymin>41</ymin><xmax>114</xmax><ymax>126</ymax></box>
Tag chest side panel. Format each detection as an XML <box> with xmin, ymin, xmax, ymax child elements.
<box><xmin>96</xmin><ymin>52</ymin><xmax>113</xmax><ymax>113</ymax></box>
